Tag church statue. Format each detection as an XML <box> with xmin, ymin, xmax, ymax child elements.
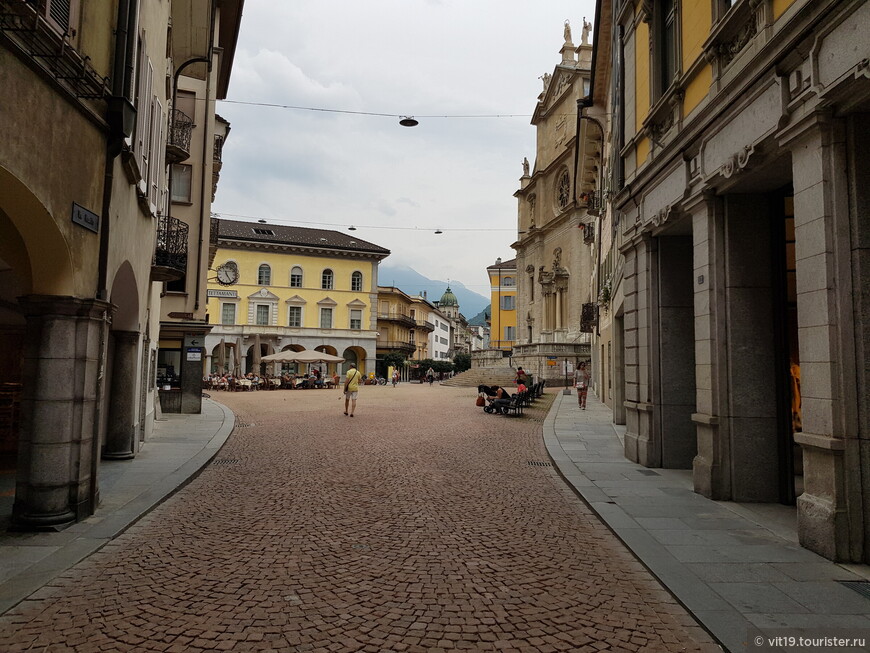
<box><xmin>563</xmin><ymin>20</ymin><xmax>572</xmax><ymax>44</ymax></box>
<box><xmin>540</xmin><ymin>72</ymin><xmax>551</xmax><ymax>92</ymax></box>
<box><xmin>522</xmin><ymin>157</ymin><xmax>530</xmax><ymax>176</ymax></box>
<box><xmin>582</xmin><ymin>18</ymin><xmax>591</xmax><ymax>45</ymax></box>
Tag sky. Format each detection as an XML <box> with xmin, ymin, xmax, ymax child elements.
<box><xmin>212</xmin><ymin>0</ymin><xmax>598</xmax><ymax>297</ymax></box>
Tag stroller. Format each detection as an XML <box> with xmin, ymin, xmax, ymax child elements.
<box><xmin>478</xmin><ymin>385</ymin><xmax>512</xmax><ymax>415</ymax></box>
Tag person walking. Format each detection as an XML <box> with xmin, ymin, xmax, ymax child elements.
<box><xmin>426</xmin><ymin>367</ymin><xmax>435</xmax><ymax>386</ymax></box>
<box><xmin>392</xmin><ymin>369</ymin><xmax>399</xmax><ymax>387</ymax></box>
<box><xmin>574</xmin><ymin>361</ymin><xmax>591</xmax><ymax>409</ymax></box>
<box><xmin>343</xmin><ymin>363</ymin><xmax>363</xmax><ymax>417</ymax></box>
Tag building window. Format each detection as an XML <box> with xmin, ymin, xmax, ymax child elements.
<box><xmin>288</xmin><ymin>306</ymin><xmax>302</xmax><ymax>327</ymax></box>
<box><xmin>290</xmin><ymin>266</ymin><xmax>303</xmax><ymax>288</ymax></box>
<box><xmin>503</xmin><ymin>276</ymin><xmax>515</xmax><ymax>287</ymax></box>
<box><xmin>349</xmin><ymin>309</ymin><xmax>362</xmax><ymax>330</ymax></box>
<box><xmin>255</xmin><ymin>305</ymin><xmax>270</xmax><ymax>326</ymax></box>
<box><xmin>176</xmin><ymin>90</ymin><xmax>196</xmax><ymax>124</ymax></box>
<box><xmin>258</xmin><ymin>264</ymin><xmax>271</xmax><ymax>286</ymax></box>
<box><xmin>320</xmin><ymin>307</ymin><xmax>333</xmax><ymax>329</ymax></box>
<box><xmin>321</xmin><ymin>269</ymin><xmax>333</xmax><ymax>290</ymax></box>
<box><xmin>504</xmin><ymin>326</ymin><xmax>516</xmax><ymax>341</ymax></box>
<box><xmin>351</xmin><ymin>271</ymin><xmax>363</xmax><ymax>292</ymax></box>
<box><xmin>170</xmin><ymin>164</ymin><xmax>192</xmax><ymax>202</ymax></box>
<box><xmin>557</xmin><ymin>169</ymin><xmax>571</xmax><ymax>210</ymax></box>
<box><xmin>656</xmin><ymin>0</ymin><xmax>678</xmax><ymax>99</ymax></box>
<box><xmin>501</xmin><ymin>296</ymin><xmax>515</xmax><ymax>310</ymax></box>
<box><xmin>221</xmin><ymin>303</ymin><xmax>236</xmax><ymax>325</ymax></box>
<box><xmin>440</xmin><ymin>337</ymin><xmax>448</xmax><ymax>345</ymax></box>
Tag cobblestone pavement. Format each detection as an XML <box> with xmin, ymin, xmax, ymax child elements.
<box><xmin>0</xmin><ymin>385</ymin><xmax>719</xmax><ymax>652</ymax></box>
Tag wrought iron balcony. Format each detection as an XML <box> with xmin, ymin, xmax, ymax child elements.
<box><xmin>377</xmin><ymin>312</ymin><xmax>417</xmax><ymax>327</ymax></box>
<box><xmin>0</xmin><ymin>0</ymin><xmax>109</xmax><ymax>100</ymax></box>
<box><xmin>166</xmin><ymin>108</ymin><xmax>193</xmax><ymax>163</ymax></box>
<box><xmin>152</xmin><ymin>215</ymin><xmax>189</xmax><ymax>281</ymax></box>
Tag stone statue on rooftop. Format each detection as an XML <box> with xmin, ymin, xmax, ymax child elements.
<box><xmin>564</xmin><ymin>20</ymin><xmax>572</xmax><ymax>43</ymax></box>
<box><xmin>522</xmin><ymin>157</ymin><xmax>530</xmax><ymax>176</ymax></box>
<box><xmin>582</xmin><ymin>18</ymin><xmax>591</xmax><ymax>45</ymax></box>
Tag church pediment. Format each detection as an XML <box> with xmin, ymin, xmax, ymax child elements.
<box><xmin>248</xmin><ymin>288</ymin><xmax>280</xmax><ymax>301</ymax></box>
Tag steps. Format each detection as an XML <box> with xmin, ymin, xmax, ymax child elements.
<box><xmin>441</xmin><ymin>367</ymin><xmax>518</xmax><ymax>388</ymax></box>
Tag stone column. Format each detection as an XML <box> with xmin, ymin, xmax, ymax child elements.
<box><xmin>785</xmin><ymin>114</ymin><xmax>862</xmax><ymax>561</ymax></box>
<box><xmin>623</xmin><ymin>237</ymin><xmax>658</xmax><ymax>466</ymax></box>
<box><xmin>555</xmin><ymin>289</ymin><xmax>563</xmax><ymax>329</ymax></box>
<box><xmin>102</xmin><ymin>330</ymin><xmax>140</xmax><ymax>460</ymax></box>
<box><xmin>14</xmin><ymin>295</ymin><xmax>112</xmax><ymax>527</ymax></box>
<box><xmin>688</xmin><ymin>193</ymin><xmax>732</xmax><ymax>500</ymax></box>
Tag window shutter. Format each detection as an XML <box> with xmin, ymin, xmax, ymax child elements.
<box><xmin>43</xmin><ymin>0</ymin><xmax>72</xmax><ymax>32</ymax></box>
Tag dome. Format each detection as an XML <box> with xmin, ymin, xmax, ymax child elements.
<box><xmin>439</xmin><ymin>286</ymin><xmax>459</xmax><ymax>307</ymax></box>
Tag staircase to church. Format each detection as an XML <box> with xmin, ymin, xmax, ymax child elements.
<box><xmin>441</xmin><ymin>367</ymin><xmax>518</xmax><ymax>388</ymax></box>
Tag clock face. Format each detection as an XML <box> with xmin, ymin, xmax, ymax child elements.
<box><xmin>216</xmin><ymin>264</ymin><xmax>238</xmax><ymax>286</ymax></box>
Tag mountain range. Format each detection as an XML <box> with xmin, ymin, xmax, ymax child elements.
<box><xmin>378</xmin><ymin>263</ymin><xmax>490</xmax><ymax>319</ymax></box>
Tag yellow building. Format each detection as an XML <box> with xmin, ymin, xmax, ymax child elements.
<box><xmin>591</xmin><ymin>0</ymin><xmax>870</xmax><ymax>562</ymax></box>
<box><xmin>487</xmin><ymin>258</ymin><xmax>517</xmax><ymax>350</ymax></box>
<box><xmin>206</xmin><ymin>219</ymin><xmax>389</xmax><ymax>377</ymax></box>
<box><xmin>372</xmin><ymin>288</ymin><xmax>439</xmax><ymax>377</ymax></box>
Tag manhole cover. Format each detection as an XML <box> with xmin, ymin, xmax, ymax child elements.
<box><xmin>839</xmin><ymin>581</ymin><xmax>870</xmax><ymax>599</ymax></box>
<box><xmin>212</xmin><ymin>458</ymin><xmax>240</xmax><ymax>466</ymax></box>
<box><xmin>528</xmin><ymin>461</ymin><xmax>552</xmax><ymax>467</ymax></box>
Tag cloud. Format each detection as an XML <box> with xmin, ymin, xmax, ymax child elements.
<box><xmin>214</xmin><ymin>0</ymin><xmax>598</xmax><ymax>290</ymax></box>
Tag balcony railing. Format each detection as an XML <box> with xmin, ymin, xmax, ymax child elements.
<box><xmin>152</xmin><ymin>215</ymin><xmax>188</xmax><ymax>281</ymax></box>
<box><xmin>377</xmin><ymin>312</ymin><xmax>417</xmax><ymax>327</ymax></box>
<box><xmin>415</xmin><ymin>319</ymin><xmax>435</xmax><ymax>331</ymax></box>
<box><xmin>377</xmin><ymin>340</ymin><xmax>416</xmax><ymax>352</ymax></box>
<box><xmin>0</xmin><ymin>0</ymin><xmax>109</xmax><ymax>100</ymax></box>
<box><xmin>166</xmin><ymin>108</ymin><xmax>193</xmax><ymax>163</ymax></box>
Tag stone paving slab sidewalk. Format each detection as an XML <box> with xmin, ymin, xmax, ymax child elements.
<box><xmin>0</xmin><ymin>399</ymin><xmax>234</xmax><ymax>615</ymax></box>
<box><xmin>545</xmin><ymin>390</ymin><xmax>870</xmax><ymax>653</ymax></box>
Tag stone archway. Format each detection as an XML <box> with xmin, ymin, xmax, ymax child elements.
<box><xmin>1</xmin><ymin>168</ymin><xmax>109</xmax><ymax>527</ymax></box>
<box><xmin>103</xmin><ymin>262</ymin><xmax>142</xmax><ymax>460</ymax></box>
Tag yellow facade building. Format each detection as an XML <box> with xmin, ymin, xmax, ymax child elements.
<box><xmin>487</xmin><ymin>258</ymin><xmax>517</xmax><ymax>350</ymax></box>
<box><xmin>206</xmin><ymin>219</ymin><xmax>389</xmax><ymax>377</ymax></box>
<box><xmin>588</xmin><ymin>0</ymin><xmax>870</xmax><ymax>562</ymax></box>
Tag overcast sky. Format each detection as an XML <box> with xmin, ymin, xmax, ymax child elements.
<box><xmin>213</xmin><ymin>0</ymin><xmax>597</xmax><ymax>296</ymax></box>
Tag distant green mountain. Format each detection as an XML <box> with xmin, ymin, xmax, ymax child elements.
<box><xmin>378</xmin><ymin>264</ymin><xmax>489</xmax><ymax>318</ymax></box>
<box><xmin>468</xmin><ymin>306</ymin><xmax>490</xmax><ymax>326</ymax></box>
